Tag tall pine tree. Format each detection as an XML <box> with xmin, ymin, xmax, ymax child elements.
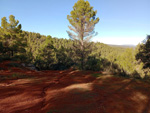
<box><xmin>67</xmin><ymin>0</ymin><xmax>99</xmax><ymax>70</ymax></box>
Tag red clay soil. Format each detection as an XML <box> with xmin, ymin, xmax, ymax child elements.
<box><xmin>0</xmin><ymin>61</ymin><xmax>150</xmax><ymax>113</ymax></box>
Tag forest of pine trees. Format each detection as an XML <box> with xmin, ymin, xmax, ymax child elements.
<box><xmin>0</xmin><ymin>0</ymin><xmax>149</xmax><ymax>79</ymax></box>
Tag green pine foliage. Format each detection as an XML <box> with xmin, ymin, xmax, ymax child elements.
<box><xmin>0</xmin><ymin>10</ymin><xmax>149</xmax><ymax>80</ymax></box>
<box><xmin>136</xmin><ymin>35</ymin><xmax>150</xmax><ymax>78</ymax></box>
<box><xmin>117</xmin><ymin>48</ymin><xmax>136</xmax><ymax>76</ymax></box>
<box><xmin>67</xmin><ymin>0</ymin><xmax>99</xmax><ymax>70</ymax></box>
<box><xmin>0</xmin><ymin>15</ymin><xmax>26</xmax><ymax>60</ymax></box>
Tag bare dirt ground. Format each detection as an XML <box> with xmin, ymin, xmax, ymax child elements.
<box><xmin>0</xmin><ymin>61</ymin><xmax>150</xmax><ymax>113</ymax></box>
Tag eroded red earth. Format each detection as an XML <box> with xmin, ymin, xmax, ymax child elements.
<box><xmin>0</xmin><ymin>61</ymin><xmax>150</xmax><ymax>113</ymax></box>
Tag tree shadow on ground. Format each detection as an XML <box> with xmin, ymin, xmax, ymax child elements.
<box><xmin>0</xmin><ymin>70</ymin><xmax>150</xmax><ymax>113</ymax></box>
<box><xmin>41</xmin><ymin>71</ymin><xmax>150</xmax><ymax>113</ymax></box>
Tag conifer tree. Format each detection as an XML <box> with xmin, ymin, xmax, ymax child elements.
<box><xmin>67</xmin><ymin>0</ymin><xmax>99</xmax><ymax>70</ymax></box>
<box><xmin>0</xmin><ymin>15</ymin><xmax>26</xmax><ymax>58</ymax></box>
<box><xmin>136</xmin><ymin>35</ymin><xmax>150</xmax><ymax>76</ymax></box>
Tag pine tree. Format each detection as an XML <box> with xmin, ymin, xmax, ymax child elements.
<box><xmin>136</xmin><ymin>35</ymin><xmax>150</xmax><ymax>76</ymax></box>
<box><xmin>67</xmin><ymin>0</ymin><xmax>99</xmax><ymax>70</ymax></box>
<box><xmin>0</xmin><ymin>15</ymin><xmax>26</xmax><ymax>58</ymax></box>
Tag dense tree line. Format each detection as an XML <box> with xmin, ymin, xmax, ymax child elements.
<box><xmin>0</xmin><ymin>0</ymin><xmax>149</xmax><ymax>79</ymax></box>
<box><xmin>0</xmin><ymin>20</ymin><xmax>149</xmax><ymax>79</ymax></box>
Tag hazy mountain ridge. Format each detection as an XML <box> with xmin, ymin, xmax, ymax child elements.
<box><xmin>108</xmin><ymin>44</ymin><xmax>136</xmax><ymax>48</ymax></box>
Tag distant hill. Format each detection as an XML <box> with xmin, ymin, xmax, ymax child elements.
<box><xmin>108</xmin><ymin>44</ymin><xmax>136</xmax><ymax>48</ymax></box>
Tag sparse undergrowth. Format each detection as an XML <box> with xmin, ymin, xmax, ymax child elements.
<box><xmin>7</xmin><ymin>62</ymin><xmax>20</xmax><ymax>67</ymax></box>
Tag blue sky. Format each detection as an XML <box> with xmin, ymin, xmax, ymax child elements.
<box><xmin>0</xmin><ymin>0</ymin><xmax>149</xmax><ymax>45</ymax></box>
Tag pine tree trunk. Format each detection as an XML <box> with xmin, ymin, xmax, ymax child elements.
<box><xmin>81</xmin><ymin>53</ymin><xmax>84</xmax><ymax>70</ymax></box>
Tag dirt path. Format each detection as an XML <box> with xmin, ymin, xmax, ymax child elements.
<box><xmin>0</xmin><ymin>61</ymin><xmax>150</xmax><ymax>113</ymax></box>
